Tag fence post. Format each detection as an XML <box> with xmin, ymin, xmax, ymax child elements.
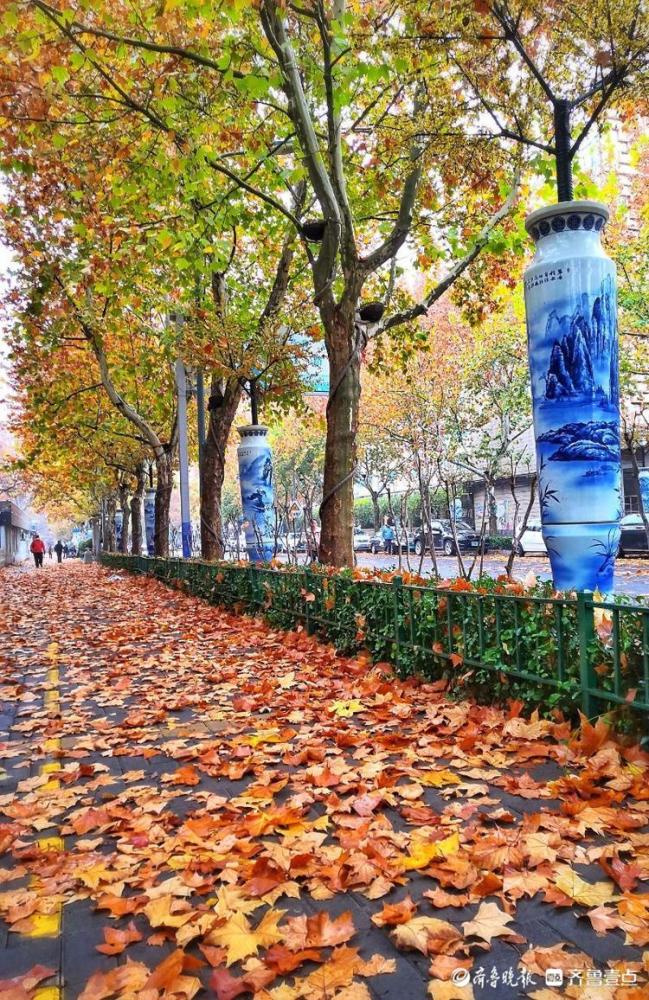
<box><xmin>392</xmin><ymin>576</ymin><xmax>403</xmax><ymax>665</ymax></box>
<box><xmin>247</xmin><ymin>564</ymin><xmax>257</xmax><ymax>612</ymax></box>
<box><xmin>304</xmin><ymin>568</ymin><xmax>315</xmax><ymax>635</ymax></box>
<box><xmin>578</xmin><ymin>590</ymin><xmax>596</xmax><ymax>718</ymax></box>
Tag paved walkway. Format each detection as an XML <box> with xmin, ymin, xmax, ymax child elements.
<box><xmin>1</xmin><ymin>563</ymin><xmax>648</xmax><ymax>999</ymax></box>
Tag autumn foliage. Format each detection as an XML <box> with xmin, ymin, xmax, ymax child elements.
<box><xmin>1</xmin><ymin>563</ymin><xmax>648</xmax><ymax>997</ymax></box>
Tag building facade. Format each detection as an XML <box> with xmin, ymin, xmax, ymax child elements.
<box><xmin>468</xmin><ymin>445</ymin><xmax>647</xmax><ymax>536</ymax></box>
<box><xmin>0</xmin><ymin>501</ymin><xmax>34</xmax><ymax>566</ymax></box>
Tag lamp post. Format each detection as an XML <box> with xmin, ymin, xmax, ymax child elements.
<box><xmin>523</xmin><ymin>104</ymin><xmax>621</xmax><ymax>592</ymax></box>
<box><xmin>237</xmin><ymin>378</ymin><xmax>275</xmax><ymax>562</ymax></box>
<box><xmin>196</xmin><ymin>370</ymin><xmax>206</xmax><ymax>508</ymax></box>
<box><xmin>174</xmin><ymin>358</ymin><xmax>192</xmax><ymax>559</ymax></box>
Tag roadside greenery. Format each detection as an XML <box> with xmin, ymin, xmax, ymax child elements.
<box><xmin>104</xmin><ymin>554</ymin><xmax>649</xmax><ymax>728</ymax></box>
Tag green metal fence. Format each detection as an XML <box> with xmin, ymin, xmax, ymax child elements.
<box><xmin>100</xmin><ymin>553</ymin><xmax>649</xmax><ymax>723</ymax></box>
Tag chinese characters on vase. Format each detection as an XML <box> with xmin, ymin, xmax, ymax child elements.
<box><xmin>237</xmin><ymin>425</ymin><xmax>275</xmax><ymax>562</ymax></box>
<box><xmin>524</xmin><ymin>202</ymin><xmax>621</xmax><ymax>592</ymax></box>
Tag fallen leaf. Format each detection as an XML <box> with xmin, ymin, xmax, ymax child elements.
<box><xmin>461</xmin><ymin>902</ymin><xmax>514</xmax><ymax>944</ymax></box>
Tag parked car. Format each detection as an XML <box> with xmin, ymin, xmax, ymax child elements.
<box><xmin>277</xmin><ymin>533</ymin><xmax>307</xmax><ymax>554</ymax></box>
<box><xmin>412</xmin><ymin>520</ymin><xmax>488</xmax><ymax>557</ymax></box>
<box><xmin>367</xmin><ymin>530</ymin><xmax>410</xmax><ymax>554</ymax></box>
<box><xmin>224</xmin><ymin>529</ymin><xmax>247</xmax><ymax>555</ymax></box>
<box><xmin>514</xmin><ymin>523</ymin><xmax>547</xmax><ymax>556</ymax></box>
<box><xmin>618</xmin><ymin>514</ymin><xmax>649</xmax><ymax>556</ymax></box>
<box><xmin>353</xmin><ymin>527</ymin><xmax>375</xmax><ymax>552</ymax></box>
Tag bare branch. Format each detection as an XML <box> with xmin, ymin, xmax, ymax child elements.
<box><xmin>381</xmin><ymin>166</ymin><xmax>521</xmax><ymax>333</ymax></box>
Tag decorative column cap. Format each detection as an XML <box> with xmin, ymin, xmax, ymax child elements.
<box><xmin>525</xmin><ymin>200</ymin><xmax>609</xmax><ymax>243</ymax></box>
<box><xmin>237</xmin><ymin>424</ymin><xmax>269</xmax><ymax>438</ymax></box>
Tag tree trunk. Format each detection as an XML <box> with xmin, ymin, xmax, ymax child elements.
<box><xmin>369</xmin><ymin>490</ymin><xmax>382</xmax><ymax>531</ymax></box>
<box><xmin>200</xmin><ymin>379</ymin><xmax>242</xmax><ymax>560</ymax></box>
<box><xmin>131</xmin><ymin>464</ymin><xmax>145</xmax><ymax>556</ymax></box>
<box><xmin>154</xmin><ymin>452</ymin><xmax>173</xmax><ymax>557</ymax></box>
<box><xmin>106</xmin><ymin>496</ymin><xmax>116</xmax><ymax>552</ymax></box>
<box><xmin>319</xmin><ymin>309</ymin><xmax>360</xmax><ymax>567</ymax></box>
<box><xmin>118</xmin><ymin>484</ymin><xmax>130</xmax><ymax>554</ymax></box>
<box><xmin>624</xmin><ymin>435</ymin><xmax>649</xmax><ymax>549</ymax></box>
<box><xmin>506</xmin><ymin>474</ymin><xmax>537</xmax><ymax>576</ymax></box>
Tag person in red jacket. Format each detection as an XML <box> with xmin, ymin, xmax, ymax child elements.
<box><xmin>30</xmin><ymin>534</ymin><xmax>46</xmax><ymax>568</ymax></box>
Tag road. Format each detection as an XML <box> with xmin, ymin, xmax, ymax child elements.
<box><xmin>355</xmin><ymin>550</ymin><xmax>649</xmax><ymax>597</ymax></box>
<box><xmin>275</xmin><ymin>549</ymin><xmax>649</xmax><ymax>598</ymax></box>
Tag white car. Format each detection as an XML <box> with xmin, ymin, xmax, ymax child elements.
<box><xmin>353</xmin><ymin>527</ymin><xmax>375</xmax><ymax>552</ymax></box>
<box><xmin>515</xmin><ymin>523</ymin><xmax>547</xmax><ymax>556</ymax></box>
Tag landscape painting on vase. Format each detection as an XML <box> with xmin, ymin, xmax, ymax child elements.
<box><xmin>528</xmin><ymin>272</ymin><xmax>622</xmax><ymax>527</ymax></box>
<box><xmin>239</xmin><ymin>446</ymin><xmax>275</xmax><ymax>560</ymax></box>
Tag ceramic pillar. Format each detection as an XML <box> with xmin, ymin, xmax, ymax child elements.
<box><xmin>237</xmin><ymin>425</ymin><xmax>274</xmax><ymax>562</ymax></box>
<box><xmin>638</xmin><ymin>469</ymin><xmax>649</xmax><ymax>516</ymax></box>
<box><xmin>524</xmin><ymin>200</ymin><xmax>621</xmax><ymax>592</ymax></box>
<box><xmin>114</xmin><ymin>510</ymin><xmax>123</xmax><ymax>551</ymax></box>
<box><xmin>144</xmin><ymin>488</ymin><xmax>156</xmax><ymax>556</ymax></box>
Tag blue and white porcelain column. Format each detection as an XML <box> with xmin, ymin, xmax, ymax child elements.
<box><xmin>114</xmin><ymin>509</ymin><xmax>123</xmax><ymax>551</ymax></box>
<box><xmin>144</xmin><ymin>487</ymin><xmax>156</xmax><ymax>556</ymax></box>
<box><xmin>638</xmin><ymin>469</ymin><xmax>649</xmax><ymax>517</ymax></box>
<box><xmin>237</xmin><ymin>425</ymin><xmax>275</xmax><ymax>562</ymax></box>
<box><xmin>524</xmin><ymin>201</ymin><xmax>621</xmax><ymax>592</ymax></box>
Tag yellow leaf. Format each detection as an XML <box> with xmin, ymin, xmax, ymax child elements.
<box><xmin>208</xmin><ymin>909</ymin><xmax>284</xmax><ymax>966</ymax></box>
<box><xmin>403</xmin><ymin>833</ymin><xmax>460</xmax><ymax>870</ymax></box>
<box><xmin>143</xmin><ymin>895</ymin><xmax>193</xmax><ymax>929</ymax></box>
<box><xmin>212</xmin><ymin>886</ymin><xmax>263</xmax><ymax>918</ymax></box>
<box><xmin>331</xmin><ymin>699</ymin><xmax>364</xmax><ymax>718</ymax></box>
<box><xmin>554</xmin><ymin>868</ymin><xmax>616</xmax><ymax>907</ymax></box>
<box><xmin>417</xmin><ymin>770</ymin><xmax>462</xmax><ymax>787</ymax></box>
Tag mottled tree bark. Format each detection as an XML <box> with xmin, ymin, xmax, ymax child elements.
<box><xmin>130</xmin><ymin>464</ymin><xmax>145</xmax><ymax>556</ymax></box>
<box><xmin>154</xmin><ymin>452</ymin><xmax>173</xmax><ymax>557</ymax></box>
<box><xmin>118</xmin><ymin>483</ymin><xmax>130</xmax><ymax>554</ymax></box>
<box><xmin>200</xmin><ymin>379</ymin><xmax>242</xmax><ymax>560</ymax></box>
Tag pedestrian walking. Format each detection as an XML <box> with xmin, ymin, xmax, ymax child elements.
<box><xmin>63</xmin><ymin>543</ymin><xmax>69</xmax><ymax>559</ymax></box>
<box><xmin>48</xmin><ymin>545</ymin><xmax>53</xmax><ymax>560</ymax></box>
<box><xmin>380</xmin><ymin>518</ymin><xmax>395</xmax><ymax>555</ymax></box>
<box><xmin>54</xmin><ymin>540</ymin><xmax>63</xmax><ymax>564</ymax></box>
<box><xmin>30</xmin><ymin>534</ymin><xmax>46</xmax><ymax>568</ymax></box>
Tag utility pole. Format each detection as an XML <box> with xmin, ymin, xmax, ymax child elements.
<box><xmin>196</xmin><ymin>370</ymin><xmax>206</xmax><ymax>506</ymax></box>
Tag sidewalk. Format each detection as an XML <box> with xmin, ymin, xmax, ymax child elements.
<box><xmin>0</xmin><ymin>562</ymin><xmax>647</xmax><ymax>999</ymax></box>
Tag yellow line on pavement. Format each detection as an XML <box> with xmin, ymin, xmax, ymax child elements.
<box><xmin>41</xmin><ymin>761</ymin><xmax>62</xmax><ymax>793</ymax></box>
<box><xmin>24</xmin><ymin>653</ymin><xmax>64</xmax><ymax>940</ymax></box>
<box><xmin>26</xmin><ymin>835</ymin><xmax>64</xmax><ymax>937</ymax></box>
<box><xmin>44</xmin><ymin>689</ymin><xmax>59</xmax><ymax>713</ymax></box>
<box><xmin>34</xmin><ymin>988</ymin><xmax>61</xmax><ymax>1000</ymax></box>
